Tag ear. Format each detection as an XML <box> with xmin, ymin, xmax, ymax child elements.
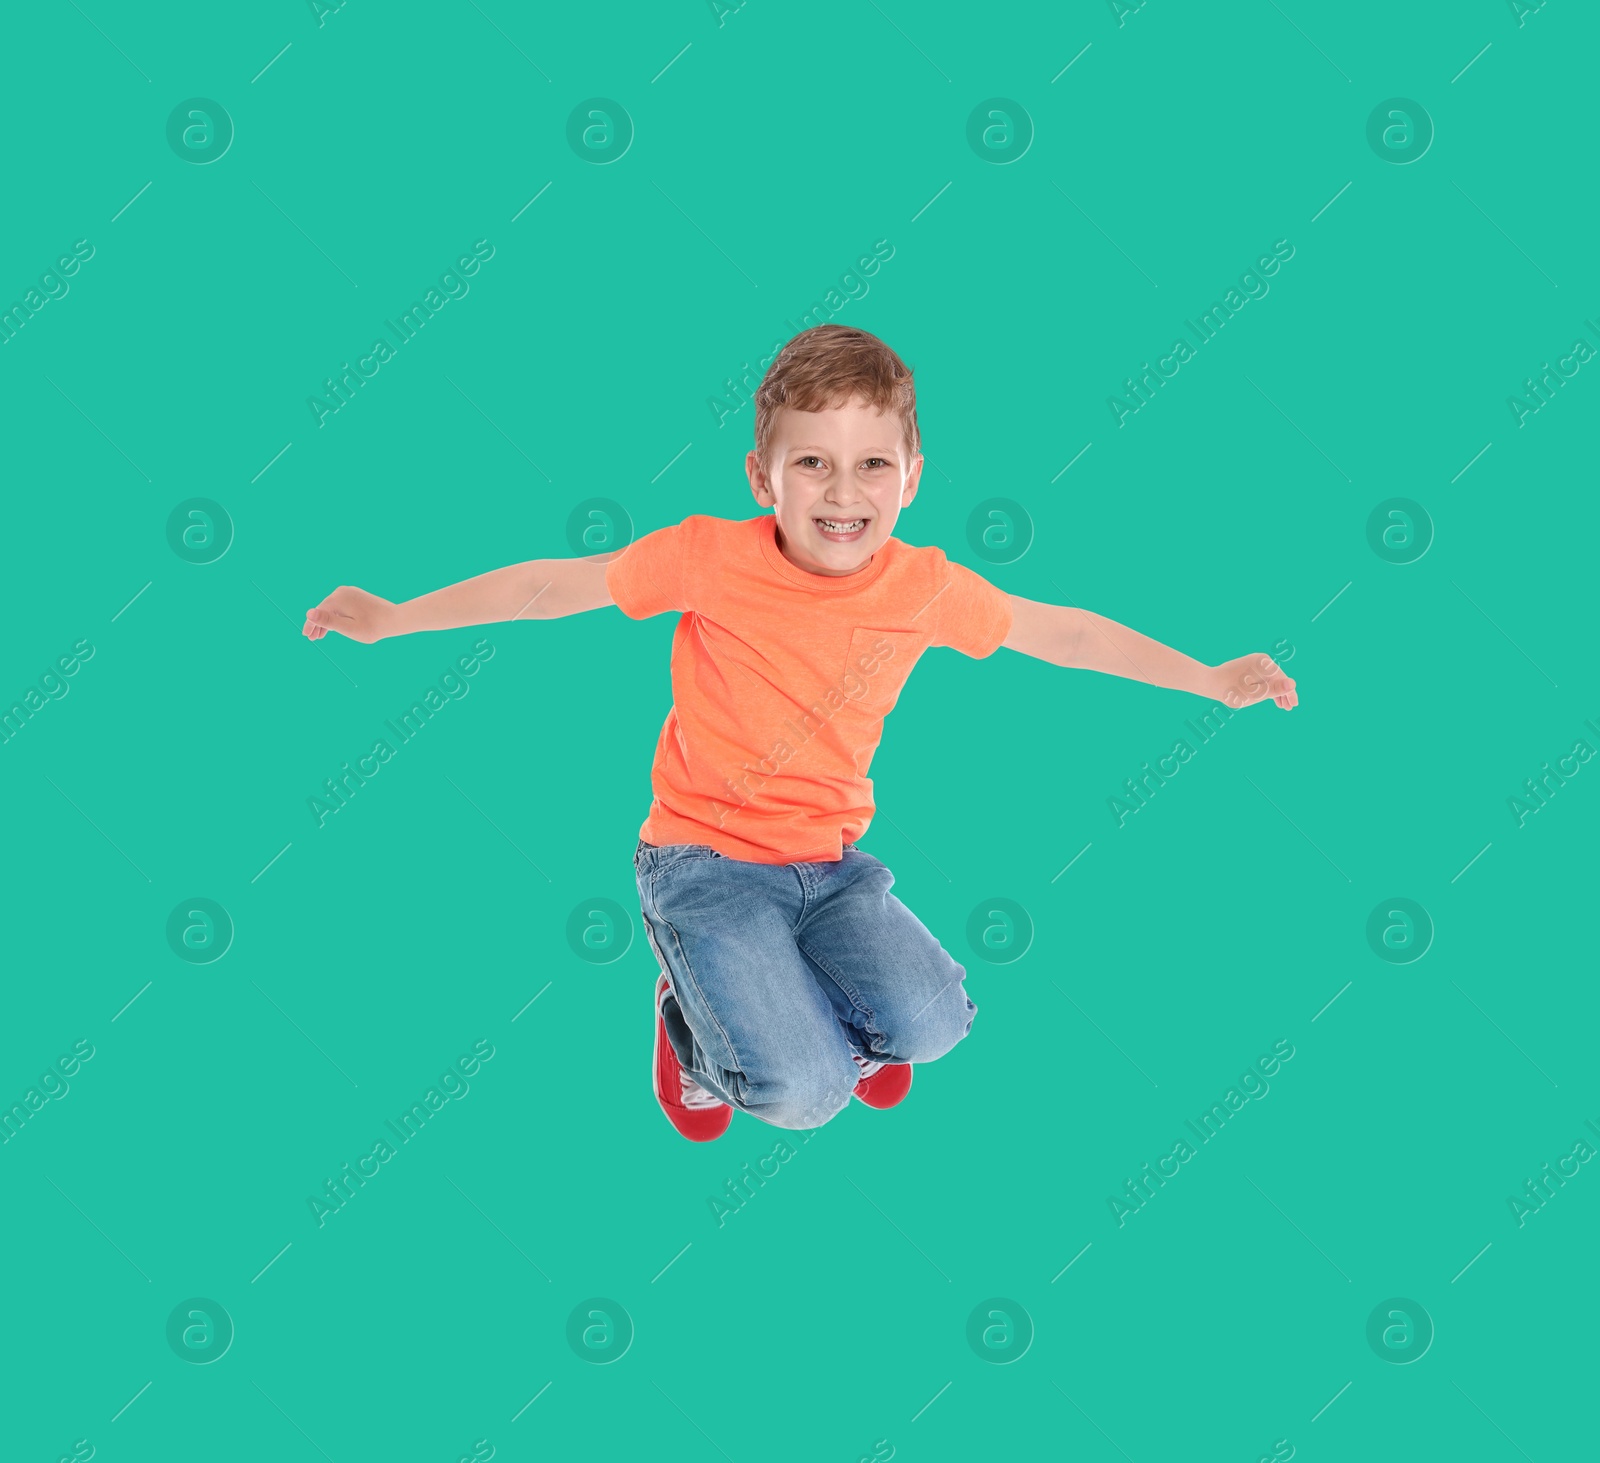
<box><xmin>900</xmin><ymin>452</ymin><xmax>924</xmax><ymax>509</ymax></box>
<box><xmin>746</xmin><ymin>448</ymin><xmax>776</xmax><ymax>507</ymax></box>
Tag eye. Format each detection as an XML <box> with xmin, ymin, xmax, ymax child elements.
<box><xmin>864</xmin><ymin>457</ymin><xmax>887</xmax><ymax>469</ymax></box>
<box><xmin>798</xmin><ymin>455</ymin><xmax>822</xmax><ymax>468</ymax></box>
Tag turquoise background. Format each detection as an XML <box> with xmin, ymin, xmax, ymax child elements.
<box><xmin>3</xmin><ymin>2</ymin><xmax>1596</xmax><ymax>1460</ymax></box>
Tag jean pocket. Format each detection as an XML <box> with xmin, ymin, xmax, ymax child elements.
<box><xmin>649</xmin><ymin>843</ymin><xmax>724</xmax><ymax>881</ymax></box>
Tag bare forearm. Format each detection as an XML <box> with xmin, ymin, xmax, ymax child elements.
<box><xmin>304</xmin><ymin>553</ymin><xmax>616</xmax><ymax>644</ymax></box>
<box><xmin>1000</xmin><ymin>594</ymin><xmax>1297</xmax><ymax>711</ymax></box>
<box><xmin>1064</xmin><ymin>608</ymin><xmax>1216</xmax><ymax>697</ymax></box>
<box><xmin>394</xmin><ymin>561</ymin><xmax>554</xmax><ymax>634</ymax></box>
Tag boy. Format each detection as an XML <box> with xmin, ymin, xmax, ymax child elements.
<box><xmin>303</xmin><ymin>325</ymin><xmax>1296</xmax><ymax>1143</ymax></box>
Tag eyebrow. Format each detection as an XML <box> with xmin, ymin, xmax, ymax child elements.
<box><xmin>788</xmin><ymin>445</ymin><xmax>899</xmax><ymax>456</ymax></box>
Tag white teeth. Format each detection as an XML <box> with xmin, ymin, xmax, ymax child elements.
<box><xmin>816</xmin><ymin>518</ymin><xmax>866</xmax><ymax>532</ymax></box>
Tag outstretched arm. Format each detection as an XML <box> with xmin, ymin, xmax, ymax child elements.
<box><xmin>1001</xmin><ymin>594</ymin><xmax>1297</xmax><ymax>710</ymax></box>
<box><xmin>302</xmin><ymin>552</ymin><xmax>620</xmax><ymax>644</ymax></box>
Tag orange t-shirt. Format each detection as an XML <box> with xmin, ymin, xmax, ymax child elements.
<box><xmin>605</xmin><ymin>514</ymin><xmax>1014</xmax><ymax>864</ymax></box>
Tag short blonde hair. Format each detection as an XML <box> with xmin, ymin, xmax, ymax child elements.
<box><xmin>754</xmin><ymin>325</ymin><xmax>920</xmax><ymax>471</ymax></box>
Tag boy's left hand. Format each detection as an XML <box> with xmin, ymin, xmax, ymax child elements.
<box><xmin>1211</xmin><ymin>653</ymin><xmax>1297</xmax><ymax>710</ymax></box>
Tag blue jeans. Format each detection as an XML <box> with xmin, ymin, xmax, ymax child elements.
<box><xmin>633</xmin><ymin>839</ymin><xmax>978</xmax><ymax>1130</ymax></box>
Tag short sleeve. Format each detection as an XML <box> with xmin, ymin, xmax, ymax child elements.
<box><xmin>605</xmin><ymin>517</ymin><xmax>698</xmax><ymax>619</ymax></box>
<box><xmin>927</xmin><ymin>556</ymin><xmax>1013</xmax><ymax>658</ymax></box>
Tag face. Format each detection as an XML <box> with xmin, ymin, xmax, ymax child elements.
<box><xmin>746</xmin><ymin>397</ymin><xmax>922</xmax><ymax>576</ymax></box>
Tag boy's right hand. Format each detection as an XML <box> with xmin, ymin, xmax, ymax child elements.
<box><xmin>303</xmin><ymin>586</ymin><xmax>398</xmax><ymax>644</ymax></box>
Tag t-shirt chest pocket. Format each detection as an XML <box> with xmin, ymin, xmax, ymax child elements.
<box><xmin>839</xmin><ymin>627</ymin><xmax>926</xmax><ymax>715</ymax></box>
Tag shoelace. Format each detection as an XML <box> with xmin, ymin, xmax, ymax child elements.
<box><xmin>678</xmin><ymin>1053</ymin><xmax>884</xmax><ymax>1107</ymax></box>
<box><xmin>662</xmin><ymin>983</ymin><xmax>728</xmax><ymax>1110</ymax></box>
<box><xmin>852</xmin><ymin>1052</ymin><xmax>885</xmax><ymax>1083</ymax></box>
<box><xmin>679</xmin><ymin>1069</ymin><xmax>725</xmax><ymax>1110</ymax></box>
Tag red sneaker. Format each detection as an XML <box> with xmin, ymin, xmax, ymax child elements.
<box><xmin>654</xmin><ymin>975</ymin><xmax>732</xmax><ymax>1142</ymax></box>
<box><xmin>851</xmin><ymin>1055</ymin><xmax>913</xmax><ymax>1109</ymax></box>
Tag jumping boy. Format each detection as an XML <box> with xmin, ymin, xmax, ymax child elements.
<box><xmin>303</xmin><ymin>325</ymin><xmax>1297</xmax><ymax>1143</ymax></box>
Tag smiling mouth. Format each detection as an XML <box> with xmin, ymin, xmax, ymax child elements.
<box><xmin>814</xmin><ymin>516</ymin><xmax>869</xmax><ymax>541</ymax></box>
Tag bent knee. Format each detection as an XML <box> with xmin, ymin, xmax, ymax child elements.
<box><xmin>884</xmin><ymin>984</ymin><xmax>976</xmax><ymax>1064</ymax></box>
<box><xmin>742</xmin><ymin>1055</ymin><xmax>857</xmax><ymax>1130</ymax></box>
